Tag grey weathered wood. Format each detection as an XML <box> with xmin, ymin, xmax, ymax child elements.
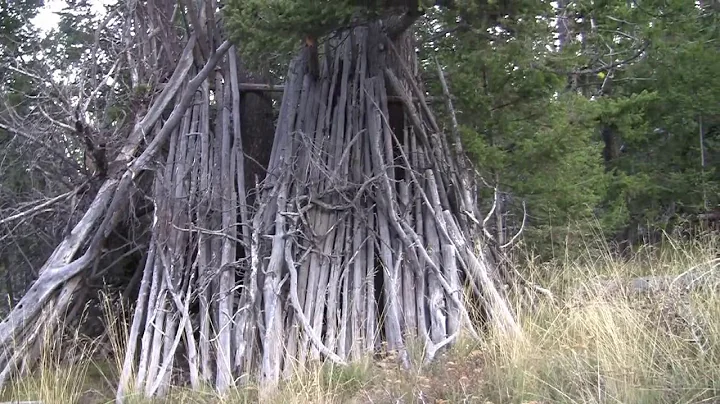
<box><xmin>216</xmin><ymin>60</ymin><xmax>237</xmax><ymax>393</ymax></box>
<box><xmin>237</xmin><ymin>82</ymin><xmax>285</xmax><ymax>93</ymax></box>
<box><xmin>229</xmin><ymin>48</ymin><xmax>252</xmax><ymax>381</ymax></box>
<box><xmin>399</xmin><ymin>129</ymin><xmax>417</xmax><ymax>336</ymax></box>
<box><xmin>117</xmin><ymin>236</ymin><xmax>156</xmax><ymax>398</ymax></box>
<box><xmin>197</xmin><ymin>77</ymin><xmax>213</xmax><ymax>384</ymax></box>
<box><xmin>442</xmin><ymin>244</ymin><xmax>461</xmax><ymax>336</ymax></box>
<box><xmin>323</xmin><ymin>219</ymin><xmax>346</xmax><ymax>355</ymax></box>
<box><xmin>337</xmin><ymin>230</ymin><xmax>353</xmax><ymax>359</ymax></box>
<box><xmin>260</xmin><ymin>169</ymin><xmax>291</xmax><ymax>388</ymax></box>
<box><xmin>425</xmin><ymin>170</ymin><xmax>448</xmax><ymax>343</ymax></box>
<box><xmin>116</xmin><ymin>39</ymin><xmax>233</xmax><ymax>400</ymax></box>
<box><xmin>412</xmin><ymin>131</ymin><xmax>432</xmax><ymax>347</ymax></box>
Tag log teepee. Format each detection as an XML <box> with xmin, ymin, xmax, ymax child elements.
<box><xmin>0</xmin><ymin>0</ymin><xmax>520</xmax><ymax>399</ymax></box>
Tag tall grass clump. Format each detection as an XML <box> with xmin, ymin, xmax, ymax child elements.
<box><xmin>2</xmin><ymin>306</ymin><xmax>97</xmax><ymax>403</ymax></box>
<box><xmin>479</xmin><ymin>231</ymin><xmax>720</xmax><ymax>404</ymax></box>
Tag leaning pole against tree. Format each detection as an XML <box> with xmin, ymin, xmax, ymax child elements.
<box><xmin>0</xmin><ymin>1</ymin><xmax>520</xmax><ymax>399</ymax></box>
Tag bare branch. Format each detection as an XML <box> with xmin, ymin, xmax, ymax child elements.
<box><xmin>501</xmin><ymin>200</ymin><xmax>526</xmax><ymax>250</ymax></box>
<box><xmin>0</xmin><ymin>190</ymin><xmax>77</xmax><ymax>227</ymax></box>
<box><xmin>547</xmin><ymin>41</ymin><xmax>650</xmax><ymax>76</ymax></box>
<box><xmin>0</xmin><ymin>122</ymin><xmax>82</xmax><ymax>172</ymax></box>
<box><xmin>482</xmin><ymin>186</ymin><xmax>498</xmax><ymax>243</ymax></box>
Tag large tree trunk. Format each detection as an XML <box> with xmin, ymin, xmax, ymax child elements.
<box><xmin>0</xmin><ymin>4</ymin><xmax>520</xmax><ymax>400</ymax></box>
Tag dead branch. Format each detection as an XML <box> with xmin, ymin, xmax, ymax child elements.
<box><xmin>500</xmin><ymin>200</ymin><xmax>526</xmax><ymax>250</ymax></box>
<box><xmin>0</xmin><ymin>190</ymin><xmax>77</xmax><ymax>227</ymax></box>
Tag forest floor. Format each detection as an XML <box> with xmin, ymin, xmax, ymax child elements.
<box><xmin>2</xmin><ymin>235</ymin><xmax>719</xmax><ymax>404</ymax></box>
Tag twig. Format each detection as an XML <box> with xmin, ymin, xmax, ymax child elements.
<box><xmin>81</xmin><ymin>58</ymin><xmax>122</xmax><ymax>115</ymax></box>
<box><xmin>482</xmin><ymin>185</ymin><xmax>498</xmax><ymax>243</ymax></box>
<box><xmin>500</xmin><ymin>201</ymin><xmax>526</xmax><ymax>249</ymax></box>
<box><xmin>0</xmin><ymin>122</ymin><xmax>83</xmax><ymax>172</ymax></box>
<box><xmin>0</xmin><ymin>190</ymin><xmax>77</xmax><ymax>226</ymax></box>
<box><xmin>545</xmin><ymin>41</ymin><xmax>650</xmax><ymax>76</ymax></box>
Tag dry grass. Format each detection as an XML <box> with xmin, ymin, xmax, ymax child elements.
<box><xmin>2</xmin><ymin>233</ymin><xmax>719</xmax><ymax>403</ymax></box>
<box><xmin>0</xmin><ymin>306</ymin><xmax>98</xmax><ymax>403</ymax></box>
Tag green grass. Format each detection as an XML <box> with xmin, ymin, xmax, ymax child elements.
<box><xmin>2</xmin><ymin>233</ymin><xmax>719</xmax><ymax>403</ymax></box>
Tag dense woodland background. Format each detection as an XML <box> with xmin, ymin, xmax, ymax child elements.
<box><xmin>0</xmin><ymin>0</ymin><xmax>719</xmax><ymax>401</ymax></box>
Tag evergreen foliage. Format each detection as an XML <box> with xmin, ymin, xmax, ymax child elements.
<box><xmin>414</xmin><ymin>0</ymin><xmax>720</xmax><ymax>255</ymax></box>
<box><xmin>224</xmin><ymin>0</ymin><xmax>367</xmax><ymax>73</ymax></box>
